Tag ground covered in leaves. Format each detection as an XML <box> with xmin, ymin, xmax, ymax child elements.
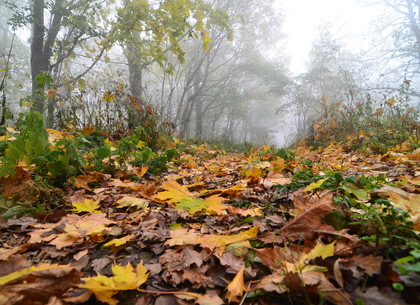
<box><xmin>0</xmin><ymin>128</ymin><xmax>419</xmax><ymax>305</ymax></box>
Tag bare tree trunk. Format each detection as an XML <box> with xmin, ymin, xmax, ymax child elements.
<box><xmin>126</xmin><ymin>32</ymin><xmax>143</xmax><ymax>101</ymax></box>
<box><xmin>31</xmin><ymin>0</ymin><xmax>63</xmax><ymax>117</ymax></box>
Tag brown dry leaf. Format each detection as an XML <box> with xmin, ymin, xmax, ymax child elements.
<box><xmin>165</xmin><ymin>229</ymin><xmax>201</xmax><ymax>247</ymax></box>
<box><xmin>70</xmin><ymin>172</ymin><xmax>109</xmax><ymax>191</ymax></box>
<box><xmin>225</xmin><ymin>264</ymin><xmax>245</xmax><ymax>303</ymax></box>
<box><xmin>0</xmin><ymin>167</ymin><xmax>32</xmax><ymax>199</ymax></box>
<box><xmin>280</xmin><ymin>192</ymin><xmax>357</xmax><ymax>241</ymax></box>
<box><xmin>0</xmin><ymin>247</ymin><xmax>24</xmax><ymax>261</ymax></box>
<box><xmin>353</xmin><ymin>255</ymin><xmax>383</xmax><ymax>275</ymax></box>
<box><xmin>256</xmin><ymin>273</ymin><xmax>286</xmax><ymax>294</ymax></box>
<box><xmin>182</xmin><ymin>247</ymin><xmax>205</xmax><ymax>268</ymax></box>
<box><xmin>262</xmin><ymin>171</ymin><xmax>292</xmax><ymax>188</ymax></box>
<box><xmin>28</xmin><ymin>213</ymin><xmax>115</xmax><ymax>249</ymax></box>
<box><xmin>196</xmin><ymin>293</ymin><xmax>224</xmax><ymax>305</ymax></box>
<box><xmin>352</xmin><ymin>286</ymin><xmax>407</xmax><ymax>305</ymax></box>
<box><xmin>318</xmin><ymin>273</ymin><xmax>353</xmax><ymax>305</ymax></box>
<box><xmin>0</xmin><ymin>263</ymin><xmax>80</xmax><ymax>305</ymax></box>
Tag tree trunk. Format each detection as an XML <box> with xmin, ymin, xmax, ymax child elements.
<box><xmin>126</xmin><ymin>34</ymin><xmax>143</xmax><ymax>101</ymax></box>
<box><xmin>194</xmin><ymin>68</ymin><xmax>203</xmax><ymax>139</ymax></box>
<box><xmin>31</xmin><ymin>0</ymin><xmax>47</xmax><ymax>113</ymax></box>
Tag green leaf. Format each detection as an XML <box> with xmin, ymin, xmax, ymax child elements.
<box><xmin>341</xmin><ymin>183</ymin><xmax>369</xmax><ymax>201</ymax></box>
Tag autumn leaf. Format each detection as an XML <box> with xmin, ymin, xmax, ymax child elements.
<box><xmin>291</xmin><ymin>241</ymin><xmax>336</xmax><ymax>272</ymax></box>
<box><xmin>198</xmin><ymin>226</ymin><xmax>259</xmax><ymax>255</ymax></box>
<box><xmin>70</xmin><ymin>172</ymin><xmax>109</xmax><ymax>191</ymax></box>
<box><xmin>71</xmin><ymin>199</ymin><xmax>101</xmax><ymax>214</ymax></box>
<box><xmin>28</xmin><ymin>214</ymin><xmax>115</xmax><ymax>249</ymax></box>
<box><xmin>242</xmin><ymin>163</ymin><xmax>263</xmax><ymax>179</ymax></box>
<box><xmin>225</xmin><ymin>264</ymin><xmax>245</xmax><ymax>303</ymax></box>
<box><xmin>154</xmin><ymin>180</ymin><xmax>194</xmax><ymax>203</ymax></box>
<box><xmin>165</xmin><ymin>229</ymin><xmax>201</xmax><ymax>247</ymax></box>
<box><xmin>270</xmin><ymin>157</ymin><xmax>286</xmax><ymax>173</ymax></box>
<box><xmin>103</xmin><ymin>235</ymin><xmax>136</xmax><ymax>248</ymax></box>
<box><xmin>304</xmin><ymin>178</ymin><xmax>328</xmax><ymax>191</ymax></box>
<box><xmin>133</xmin><ymin>165</ymin><xmax>148</xmax><ymax>178</ymax></box>
<box><xmin>176</xmin><ymin>198</ymin><xmax>208</xmax><ymax>214</ymax></box>
<box><xmin>77</xmin><ymin>262</ymin><xmax>149</xmax><ymax>305</ymax></box>
<box><xmin>204</xmin><ymin>195</ymin><xmax>228</xmax><ymax>215</ymax></box>
<box><xmin>0</xmin><ymin>263</ymin><xmax>73</xmax><ymax>285</ymax></box>
<box><xmin>115</xmin><ymin>196</ymin><xmax>149</xmax><ymax>210</ymax></box>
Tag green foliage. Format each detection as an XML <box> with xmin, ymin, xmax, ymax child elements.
<box><xmin>304</xmin><ymin>81</ymin><xmax>419</xmax><ymax>153</ymax></box>
<box><xmin>0</xmin><ymin>111</ymin><xmax>49</xmax><ymax>177</ymax></box>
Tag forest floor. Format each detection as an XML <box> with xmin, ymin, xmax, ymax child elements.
<box><xmin>0</xmin><ymin>140</ymin><xmax>419</xmax><ymax>305</ymax></box>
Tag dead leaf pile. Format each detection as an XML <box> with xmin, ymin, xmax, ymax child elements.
<box><xmin>0</xmin><ymin>143</ymin><xmax>419</xmax><ymax>305</ymax></box>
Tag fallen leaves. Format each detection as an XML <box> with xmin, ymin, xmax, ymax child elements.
<box><xmin>77</xmin><ymin>262</ymin><xmax>149</xmax><ymax>305</ymax></box>
<box><xmin>0</xmin><ymin>141</ymin><xmax>419</xmax><ymax>305</ymax></box>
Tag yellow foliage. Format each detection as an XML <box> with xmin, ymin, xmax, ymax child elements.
<box><xmin>77</xmin><ymin>262</ymin><xmax>149</xmax><ymax>305</ymax></box>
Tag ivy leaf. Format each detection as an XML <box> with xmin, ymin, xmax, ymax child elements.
<box><xmin>77</xmin><ymin>262</ymin><xmax>149</xmax><ymax>305</ymax></box>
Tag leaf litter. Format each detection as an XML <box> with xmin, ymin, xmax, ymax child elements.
<box><xmin>0</xmin><ymin>143</ymin><xmax>419</xmax><ymax>304</ymax></box>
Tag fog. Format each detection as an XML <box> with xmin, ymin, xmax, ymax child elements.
<box><xmin>0</xmin><ymin>0</ymin><xmax>419</xmax><ymax>147</ymax></box>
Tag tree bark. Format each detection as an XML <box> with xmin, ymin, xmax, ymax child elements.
<box><xmin>31</xmin><ymin>0</ymin><xmax>47</xmax><ymax>113</ymax></box>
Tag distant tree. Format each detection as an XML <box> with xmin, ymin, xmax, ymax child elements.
<box><xmin>362</xmin><ymin>0</ymin><xmax>419</xmax><ymax>94</ymax></box>
<box><xmin>144</xmin><ymin>0</ymin><xmax>288</xmax><ymax>142</ymax></box>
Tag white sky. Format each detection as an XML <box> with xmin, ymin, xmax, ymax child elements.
<box><xmin>275</xmin><ymin>0</ymin><xmax>380</xmax><ymax>75</ymax></box>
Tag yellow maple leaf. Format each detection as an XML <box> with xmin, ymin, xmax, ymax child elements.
<box><xmin>270</xmin><ymin>157</ymin><xmax>286</xmax><ymax>173</ymax></box>
<box><xmin>204</xmin><ymin>195</ymin><xmax>228</xmax><ymax>215</ymax></box>
<box><xmin>115</xmin><ymin>196</ymin><xmax>148</xmax><ymax>210</ymax></box>
<box><xmin>103</xmin><ymin>235</ymin><xmax>136</xmax><ymax>248</ymax></box>
<box><xmin>198</xmin><ymin>226</ymin><xmax>259</xmax><ymax>255</ymax></box>
<box><xmin>242</xmin><ymin>164</ymin><xmax>263</xmax><ymax>179</ymax></box>
<box><xmin>285</xmin><ymin>242</ymin><xmax>336</xmax><ymax>273</ymax></box>
<box><xmin>77</xmin><ymin>262</ymin><xmax>149</xmax><ymax>305</ymax></box>
<box><xmin>154</xmin><ymin>180</ymin><xmax>194</xmax><ymax>203</ymax></box>
<box><xmin>225</xmin><ymin>265</ymin><xmax>245</xmax><ymax>303</ymax></box>
<box><xmin>72</xmin><ymin>199</ymin><xmax>101</xmax><ymax>214</ymax></box>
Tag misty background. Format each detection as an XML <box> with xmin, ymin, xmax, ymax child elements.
<box><xmin>0</xmin><ymin>0</ymin><xmax>419</xmax><ymax>147</ymax></box>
